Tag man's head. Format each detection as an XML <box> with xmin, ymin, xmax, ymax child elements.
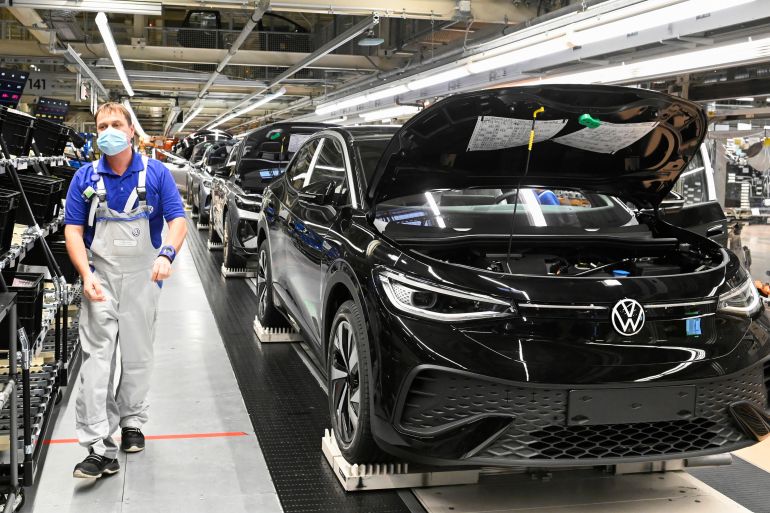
<box><xmin>94</xmin><ymin>102</ymin><xmax>134</xmax><ymax>140</ymax></box>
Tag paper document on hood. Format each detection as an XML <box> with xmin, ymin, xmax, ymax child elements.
<box><xmin>467</xmin><ymin>116</ymin><xmax>568</xmax><ymax>151</ymax></box>
<box><xmin>553</xmin><ymin>121</ymin><xmax>658</xmax><ymax>154</ymax></box>
<box><xmin>288</xmin><ymin>133</ymin><xmax>313</xmax><ymax>153</ymax></box>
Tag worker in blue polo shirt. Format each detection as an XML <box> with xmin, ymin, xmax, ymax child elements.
<box><xmin>64</xmin><ymin>102</ymin><xmax>187</xmax><ymax>479</ymax></box>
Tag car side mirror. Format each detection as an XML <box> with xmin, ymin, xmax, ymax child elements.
<box><xmin>299</xmin><ymin>180</ymin><xmax>335</xmax><ymax>205</ymax></box>
<box><xmin>660</xmin><ymin>191</ymin><xmax>685</xmax><ymax>213</ymax></box>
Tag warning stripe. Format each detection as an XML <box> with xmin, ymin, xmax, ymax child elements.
<box><xmin>44</xmin><ymin>431</ymin><xmax>248</xmax><ymax>445</ymax></box>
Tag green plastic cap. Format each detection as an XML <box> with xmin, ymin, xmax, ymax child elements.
<box><xmin>579</xmin><ymin>113</ymin><xmax>602</xmax><ymax>129</ymax></box>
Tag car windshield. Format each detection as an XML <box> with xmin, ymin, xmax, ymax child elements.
<box><xmin>373</xmin><ymin>188</ymin><xmax>642</xmax><ymax>239</ymax></box>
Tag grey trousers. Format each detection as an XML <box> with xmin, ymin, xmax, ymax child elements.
<box><xmin>75</xmin><ymin>266</ymin><xmax>160</xmax><ymax>458</ymax></box>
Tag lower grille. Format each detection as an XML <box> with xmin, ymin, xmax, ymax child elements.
<box><xmin>399</xmin><ymin>366</ymin><xmax>767</xmax><ymax>462</ymax></box>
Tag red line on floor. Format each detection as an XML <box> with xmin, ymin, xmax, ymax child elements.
<box><xmin>43</xmin><ymin>431</ymin><xmax>248</xmax><ymax>445</ymax></box>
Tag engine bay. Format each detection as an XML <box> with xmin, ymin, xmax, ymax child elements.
<box><xmin>414</xmin><ymin>239</ymin><xmax>722</xmax><ymax>277</ymax></box>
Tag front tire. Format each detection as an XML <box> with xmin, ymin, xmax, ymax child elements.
<box><xmin>255</xmin><ymin>239</ymin><xmax>286</xmax><ymax>327</ymax></box>
<box><xmin>328</xmin><ymin>300</ymin><xmax>380</xmax><ymax>462</ymax></box>
<box><xmin>208</xmin><ymin>216</ymin><xmax>222</xmax><ymax>243</ymax></box>
<box><xmin>223</xmin><ymin>212</ymin><xmax>246</xmax><ymax>269</ymax></box>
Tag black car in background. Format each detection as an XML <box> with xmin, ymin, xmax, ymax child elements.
<box><xmin>255</xmin><ymin>85</ymin><xmax>770</xmax><ymax>467</ymax></box>
<box><xmin>189</xmin><ymin>139</ymin><xmax>238</xmax><ymax>224</ymax></box>
<box><xmin>209</xmin><ymin>122</ymin><xmax>331</xmax><ymax>268</ymax></box>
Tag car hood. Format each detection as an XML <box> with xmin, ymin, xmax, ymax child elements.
<box><xmin>366</xmin><ymin>84</ymin><xmax>707</xmax><ymax>208</ymax></box>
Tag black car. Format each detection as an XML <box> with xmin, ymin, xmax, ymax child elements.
<box><xmin>255</xmin><ymin>85</ymin><xmax>770</xmax><ymax>467</ymax></box>
<box><xmin>188</xmin><ymin>139</ymin><xmax>237</xmax><ymax>224</ymax></box>
<box><xmin>208</xmin><ymin>122</ymin><xmax>331</xmax><ymax>268</ymax></box>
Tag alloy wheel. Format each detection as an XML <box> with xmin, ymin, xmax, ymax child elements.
<box><xmin>331</xmin><ymin>320</ymin><xmax>360</xmax><ymax>444</ymax></box>
<box><xmin>257</xmin><ymin>250</ymin><xmax>269</xmax><ymax>319</ymax></box>
<box><xmin>223</xmin><ymin>218</ymin><xmax>230</xmax><ymax>263</ymax></box>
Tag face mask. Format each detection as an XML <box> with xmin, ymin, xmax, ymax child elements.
<box><xmin>97</xmin><ymin>127</ymin><xmax>130</xmax><ymax>156</ymax></box>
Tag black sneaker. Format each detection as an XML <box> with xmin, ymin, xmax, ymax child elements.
<box><xmin>73</xmin><ymin>453</ymin><xmax>119</xmax><ymax>479</ymax></box>
<box><xmin>121</xmin><ymin>428</ymin><xmax>145</xmax><ymax>453</ymax></box>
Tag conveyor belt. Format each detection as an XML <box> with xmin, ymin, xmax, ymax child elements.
<box><xmin>186</xmin><ymin>218</ymin><xmax>410</xmax><ymax>513</ymax></box>
<box><xmin>689</xmin><ymin>457</ymin><xmax>770</xmax><ymax>513</ymax></box>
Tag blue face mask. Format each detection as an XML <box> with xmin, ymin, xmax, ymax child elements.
<box><xmin>97</xmin><ymin>127</ymin><xmax>130</xmax><ymax>156</ymax></box>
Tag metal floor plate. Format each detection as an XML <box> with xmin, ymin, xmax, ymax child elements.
<box><xmin>186</xmin><ymin>218</ymin><xmax>410</xmax><ymax>513</ymax></box>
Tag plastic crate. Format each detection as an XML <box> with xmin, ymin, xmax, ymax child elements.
<box><xmin>0</xmin><ymin>188</ymin><xmax>20</xmax><ymax>254</ymax></box>
<box><xmin>23</xmin><ymin>234</ymin><xmax>78</xmax><ymax>283</ymax></box>
<box><xmin>0</xmin><ymin>106</ymin><xmax>35</xmax><ymax>157</ymax></box>
<box><xmin>0</xmin><ymin>271</ymin><xmax>44</xmax><ymax>346</ymax></box>
<box><xmin>48</xmin><ymin>165</ymin><xmax>77</xmax><ymax>192</ymax></box>
<box><xmin>0</xmin><ymin>174</ymin><xmax>64</xmax><ymax>225</ymax></box>
<box><xmin>31</xmin><ymin>117</ymin><xmax>69</xmax><ymax>156</ymax></box>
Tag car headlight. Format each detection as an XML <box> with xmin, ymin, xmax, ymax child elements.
<box><xmin>379</xmin><ymin>271</ymin><xmax>514</xmax><ymax>322</ymax></box>
<box><xmin>234</xmin><ymin>196</ymin><xmax>261</xmax><ymax>212</ymax></box>
<box><xmin>718</xmin><ymin>277</ymin><xmax>761</xmax><ymax>316</ymax></box>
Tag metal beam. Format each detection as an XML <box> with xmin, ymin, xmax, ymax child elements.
<box><xmin>11</xmin><ymin>0</ymin><xmax>162</xmax><ymax>15</ymax></box>
<box><xmin>64</xmin><ymin>44</ymin><xmax>110</xmax><ymax>99</ymax></box>
<box><xmin>201</xmin><ymin>13</ymin><xmax>380</xmax><ymax>130</ymax></box>
<box><xmin>689</xmin><ymin>78</ymin><xmax>770</xmax><ymax>102</ymax></box>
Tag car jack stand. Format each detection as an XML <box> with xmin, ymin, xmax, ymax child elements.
<box><xmin>220</xmin><ymin>265</ymin><xmax>257</xmax><ymax>279</ymax></box>
<box><xmin>322</xmin><ymin>429</ymin><xmax>479</xmax><ymax>491</ymax></box>
<box><xmin>207</xmin><ymin>241</ymin><xmax>224</xmax><ymax>251</ymax></box>
<box><xmin>253</xmin><ymin>316</ymin><xmax>303</xmax><ymax>343</ymax></box>
<box><xmin>196</xmin><ymin>222</ymin><xmax>209</xmax><ymax>231</ymax></box>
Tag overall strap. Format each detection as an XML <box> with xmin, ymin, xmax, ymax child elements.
<box><xmin>122</xmin><ymin>156</ymin><xmax>149</xmax><ymax>213</ymax></box>
<box><xmin>88</xmin><ymin>174</ymin><xmax>106</xmax><ymax>227</ymax></box>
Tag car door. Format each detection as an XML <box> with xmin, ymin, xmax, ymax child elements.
<box><xmin>284</xmin><ymin>135</ymin><xmax>350</xmax><ymax>346</ymax></box>
<box><xmin>211</xmin><ymin>143</ymin><xmax>239</xmax><ymax>236</ymax></box>
<box><xmin>269</xmin><ymin>138</ymin><xmax>320</xmax><ymax>307</ymax></box>
<box><xmin>660</xmin><ymin>144</ymin><xmax>728</xmax><ymax>246</ymax></box>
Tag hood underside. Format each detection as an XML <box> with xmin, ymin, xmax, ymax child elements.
<box><xmin>367</xmin><ymin>85</ymin><xmax>707</xmax><ymax>208</ymax></box>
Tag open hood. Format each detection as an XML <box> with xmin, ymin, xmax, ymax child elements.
<box><xmin>367</xmin><ymin>85</ymin><xmax>707</xmax><ymax>208</ymax></box>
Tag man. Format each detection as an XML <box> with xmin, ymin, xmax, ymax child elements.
<box><xmin>64</xmin><ymin>102</ymin><xmax>187</xmax><ymax>478</ymax></box>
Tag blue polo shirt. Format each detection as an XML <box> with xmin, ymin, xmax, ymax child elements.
<box><xmin>64</xmin><ymin>152</ymin><xmax>185</xmax><ymax>249</ymax></box>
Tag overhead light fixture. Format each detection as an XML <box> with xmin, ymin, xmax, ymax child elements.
<box><xmin>315</xmin><ymin>85</ymin><xmax>409</xmax><ymax>116</ymax></box>
<box><xmin>360</xmin><ymin>105</ymin><xmax>420</xmax><ymax>122</ymax></box>
<box><xmin>736</xmin><ymin>97</ymin><xmax>755</xmax><ymax>102</ymax></box>
<box><xmin>95</xmin><ymin>12</ymin><xmax>133</xmax><ymax>96</ymax></box>
<box><xmin>325</xmin><ymin>116</ymin><xmax>348</xmax><ymax>124</ymax></box>
<box><xmin>122</xmin><ymin>99</ymin><xmax>148</xmax><ymax>138</ymax></box>
<box><xmin>466</xmin><ymin>37</ymin><xmax>570</xmax><ymax>74</ymax></box>
<box><xmin>567</xmin><ymin>0</ymin><xmax>756</xmax><ymax>47</ymax></box>
<box><xmin>408</xmin><ymin>67</ymin><xmax>470</xmax><ymax>91</ymax></box>
<box><xmin>65</xmin><ymin>44</ymin><xmax>109</xmax><ymax>98</ymax></box>
<box><xmin>530</xmin><ymin>36</ymin><xmax>770</xmax><ymax>86</ymax></box>
<box><xmin>12</xmin><ymin>0</ymin><xmax>161</xmax><ymax>15</ymax></box>
<box><xmin>210</xmin><ymin>87</ymin><xmax>287</xmax><ymax>129</ymax></box>
<box><xmin>358</xmin><ymin>29</ymin><xmax>384</xmax><ymax>47</ymax></box>
<box><xmin>175</xmin><ymin>105</ymin><xmax>203</xmax><ymax>134</ymax></box>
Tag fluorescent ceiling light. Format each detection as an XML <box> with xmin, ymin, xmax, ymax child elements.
<box><xmin>122</xmin><ymin>100</ymin><xmax>148</xmax><ymax>138</ymax></box>
<box><xmin>95</xmin><ymin>12</ymin><xmax>133</xmax><ymax>96</ymax></box>
<box><xmin>568</xmin><ymin>0</ymin><xmax>756</xmax><ymax>47</ymax></box>
<box><xmin>64</xmin><ymin>44</ymin><xmax>109</xmax><ymax>98</ymax></box>
<box><xmin>360</xmin><ymin>105</ymin><xmax>420</xmax><ymax>122</ymax></box>
<box><xmin>736</xmin><ymin>97</ymin><xmax>755</xmax><ymax>102</ymax></box>
<box><xmin>531</xmin><ymin>36</ymin><xmax>770</xmax><ymax>86</ymax></box>
<box><xmin>325</xmin><ymin>116</ymin><xmax>348</xmax><ymax>124</ymax></box>
<box><xmin>12</xmin><ymin>0</ymin><xmax>161</xmax><ymax>15</ymax></box>
<box><xmin>210</xmin><ymin>87</ymin><xmax>287</xmax><ymax>128</ymax></box>
<box><xmin>175</xmin><ymin>105</ymin><xmax>203</xmax><ymax>134</ymax></box>
<box><xmin>315</xmin><ymin>85</ymin><xmax>409</xmax><ymax>116</ymax></box>
<box><xmin>467</xmin><ymin>37</ymin><xmax>570</xmax><ymax>74</ymax></box>
<box><xmin>408</xmin><ymin>68</ymin><xmax>470</xmax><ymax>91</ymax></box>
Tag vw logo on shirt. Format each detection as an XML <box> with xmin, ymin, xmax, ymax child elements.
<box><xmin>132</xmin><ymin>228</ymin><xmax>141</xmax><ymax>237</ymax></box>
<box><xmin>611</xmin><ymin>298</ymin><xmax>645</xmax><ymax>336</ymax></box>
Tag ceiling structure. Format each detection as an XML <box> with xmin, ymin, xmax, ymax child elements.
<box><xmin>2</xmin><ymin>0</ymin><xmax>770</xmax><ymax>139</ymax></box>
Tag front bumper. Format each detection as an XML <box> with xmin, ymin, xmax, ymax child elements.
<box><xmin>374</xmin><ymin>362</ymin><xmax>768</xmax><ymax>467</ymax></box>
<box><xmin>232</xmin><ymin>207</ymin><xmax>261</xmax><ymax>256</ymax></box>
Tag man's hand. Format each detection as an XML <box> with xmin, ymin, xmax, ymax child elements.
<box><xmin>83</xmin><ymin>273</ymin><xmax>106</xmax><ymax>302</ymax></box>
<box><xmin>152</xmin><ymin>256</ymin><xmax>173</xmax><ymax>282</ymax></box>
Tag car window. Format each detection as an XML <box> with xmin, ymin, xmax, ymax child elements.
<box><xmin>286</xmin><ymin>139</ymin><xmax>320</xmax><ymax>190</ymax></box>
<box><xmin>671</xmin><ymin>152</ymin><xmax>708</xmax><ymax>206</ymax></box>
<box><xmin>207</xmin><ymin>144</ymin><xmax>232</xmax><ymax>166</ymax></box>
<box><xmin>305</xmin><ymin>138</ymin><xmax>348</xmax><ymax>200</ymax></box>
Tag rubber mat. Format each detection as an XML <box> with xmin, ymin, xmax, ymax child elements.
<box><xmin>688</xmin><ymin>456</ymin><xmax>770</xmax><ymax>512</ymax></box>
<box><xmin>186</xmin><ymin>218</ymin><xmax>410</xmax><ymax>513</ymax></box>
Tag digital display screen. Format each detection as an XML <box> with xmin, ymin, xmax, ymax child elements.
<box><xmin>0</xmin><ymin>67</ymin><xmax>28</xmax><ymax>108</ymax></box>
<box><xmin>35</xmin><ymin>97</ymin><xmax>69</xmax><ymax>123</ymax></box>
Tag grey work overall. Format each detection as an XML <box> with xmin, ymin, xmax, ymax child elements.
<box><xmin>75</xmin><ymin>157</ymin><xmax>161</xmax><ymax>458</ymax></box>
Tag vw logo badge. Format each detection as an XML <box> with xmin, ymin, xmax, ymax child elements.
<box><xmin>131</xmin><ymin>228</ymin><xmax>141</xmax><ymax>237</ymax></box>
<box><xmin>611</xmin><ymin>298</ymin><xmax>645</xmax><ymax>336</ymax></box>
